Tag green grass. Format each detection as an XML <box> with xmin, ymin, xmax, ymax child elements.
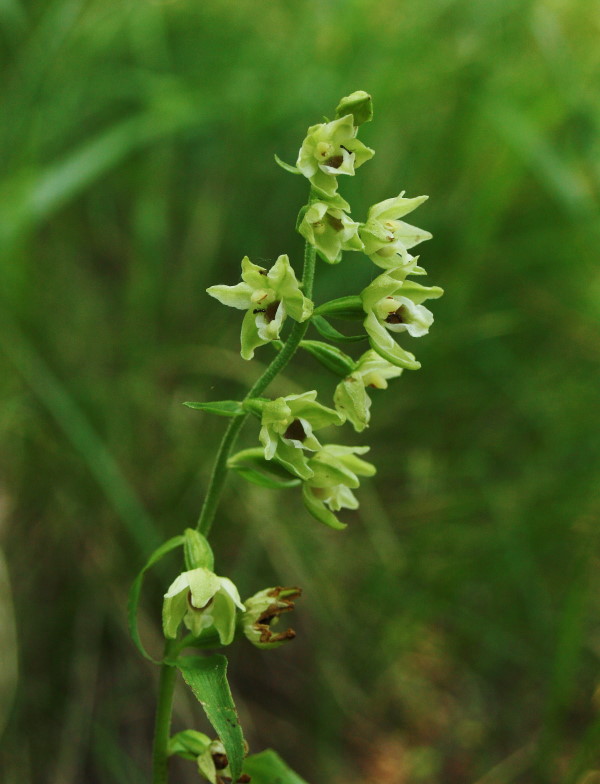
<box><xmin>1</xmin><ymin>0</ymin><xmax>599</xmax><ymax>781</ymax></box>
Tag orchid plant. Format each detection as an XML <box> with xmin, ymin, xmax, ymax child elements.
<box><xmin>129</xmin><ymin>91</ymin><xmax>443</xmax><ymax>784</ymax></box>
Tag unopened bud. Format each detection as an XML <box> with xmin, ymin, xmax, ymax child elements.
<box><xmin>335</xmin><ymin>90</ymin><xmax>373</xmax><ymax>126</ymax></box>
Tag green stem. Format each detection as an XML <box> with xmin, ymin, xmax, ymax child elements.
<box><xmin>152</xmin><ymin>640</ymin><xmax>178</xmax><ymax>784</ymax></box>
<box><xmin>196</xmin><ymin>236</ymin><xmax>316</xmax><ymax>536</ymax></box>
<box><xmin>151</xmin><ymin>191</ymin><xmax>317</xmax><ymax>784</ymax></box>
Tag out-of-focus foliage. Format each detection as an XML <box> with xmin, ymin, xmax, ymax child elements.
<box><xmin>0</xmin><ymin>0</ymin><xmax>599</xmax><ymax>781</ymax></box>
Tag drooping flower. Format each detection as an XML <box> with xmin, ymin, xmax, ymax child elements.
<box><xmin>207</xmin><ymin>255</ymin><xmax>313</xmax><ymax>360</ymax></box>
<box><xmin>334</xmin><ymin>349</ymin><xmax>403</xmax><ymax>432</ymax></box>
<box><xmin>359</xmin><ymin>192</ymin><xmax>432</xmax><ymax>269</ymax></box>
<box><xmin>255</xmin><ymin>391</ymin><xmax>344</xmax><ymax>480</ymax></box>
<box><xmin>298</xmin><ymin>193</ymin><xmax>364</xmax><ymax>264</ymax></box>
<box><xmin>302</xmin><ymin>444</ymin><xmax>376</xmax><ymax>529</ymax></box>
<box><xmin>360</xmin><ymin>266</ymin><xmax>444</xmax><ymax>369</ymax></box>
<box><xmin>163</xmin><ymin>568</ymin><xmax>245</xmax><ymax>645</ymax></box>
<box><xmin>296</xmin><ymin>114</ymin><xmax>374</xmax><ymax>198</ymax></box>
<box><xmin>168</xmin><ymin>732</ymin><xmax>249</xmax><ymax>784</ymax></box>
<box><xmin>241</xmin><ymin>586</ymin><xmax>302</xmax><ymax>649</ymax></box>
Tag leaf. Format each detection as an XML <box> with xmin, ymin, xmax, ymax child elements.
<box><xmin>243</xmin><ymin>749</ymin><xmax>310</xmax><ymax>784</ymax></box>
<box><xmin>128</xmin><ymin>535</ymin><xmax>185</xmax><ymax>663</ymax></box>
<box><xmin>313</xmin><ymin>295</ymin><xmax>364</xmax><ymax>320</ymax></box>
<box><xmin>183</xmin><ymin>400</ymin><xmax>245</xmax><ymax>417</ymax></box>
<box><xmin>299</xmin><ymin>340</ymin><xmax>355</xmax><ymax>377</ymax></box>
<box><xmin>274</xmin><ymin>154</ymin><xmax>301</xmax><ymax>175</ymax></box>
<box><xmin>311</xmin><ymin>315</ymin><xmax>366</xmax><ymax>344</ymax></box>
<box><xmin>228</xmin><ymin>448</ymin><xmax>301</xmax><ymax>489</ymax></box>
<box><xmin>233</xmin><ymin>467</ymin><xmax>301</xmax><ymax>490</ymax></box>
<box><xmin>176</xmin><ymin>655</ymin><xmax>245</xmax><ymax>782</ymax></box>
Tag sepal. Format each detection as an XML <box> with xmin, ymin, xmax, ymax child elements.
<box><xmin>183</xmin><ymin>528</ymin><xmax>215</xmax><ymax>571</ymax></box>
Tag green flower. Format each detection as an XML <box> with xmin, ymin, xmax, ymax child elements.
<box><xmin>359</xmin><ymin>192</ymin><xmax>432</xmax><ymax>269</ymax></box>
<box><xmin>168</xmin><ymin>732</ymin><xmax>243</xmax><ymax>784</ymax></box>
<box><xmin>162</xmin><ymin>568</ymin><xmax>245</xmax><ymax>645</ymax></box>
<box><xmin>207</xmin><ymin>255</ymin><xmax>313</xmax><ymax>360</ymax></box>
<box><xmin>334</xmin><ymin>349</ymin><xmax>403</xmax><ymax>432</ymax></box>
<box><xmin>241</xmin><ymin>586</ymin><xmax>302</xmax><ymax>650</ymax></box>
<box><xmin>298</xmin><ymin>194</ymin><xmax>363</xmax><ymax>264</ymax></box>
<box><xmin>258</xmin><ymin>391</ymin><xmax>344</xmax><ymax>480</ymax></box>
<box><xmin>361</xmin><ymin>266</ymin><xmax>444</xmax><ymax>369</ymax></box>
<box><xmin>302</xmin><ymin>445</ymin><xmax>376</xmax><ymax>529</ymax></box>
<box><xmin>296</xmin><ymin>114</ymin><xmax>374</xmax><ymax>197</ymax></box>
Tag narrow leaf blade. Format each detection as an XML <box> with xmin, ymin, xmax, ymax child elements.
<box><xmin>176</xmin><ymin>655</ymin><xmax>245</xmax><ymax>782</ymax></box>
<box><xmin>233</xmin><ymin>466</ymin><xmax>301</xmax><ymax>489</ymax></box>
<box><xmin>244</xmin><ymin>749</ymin><xmax>310</xmax><ymax>784</ymax></box>
<box><xmin>311</xmin><ymin>315</ymin><xmax>366</xmax><ymax>344</ymax></box>
<box><xmin>184</xmin><ymin>400</ymin><xmax>245</xmax><ymax>417</ymax></box>
<box><xmin>128</xmin><ymin>535</ymin><xmax>185</xmax><ymax>663</ymax></box>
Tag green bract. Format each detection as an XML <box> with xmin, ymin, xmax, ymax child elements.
<box><xmin>207</xmin><ymin>255</ymin><xmax>313</xmax><ymax>360</ymax></box>
<box><xmin>162</xmin><ymin>568</ymin><xmax>245</xmax><ymax>645</ymax></box>
<box><xmin>296</xmin><ymin>114</ymin><xmax>374</xmax><ymax>197</ymax></box>
<box><xmin>241</xmin><ymin>586</ymin><xmax>301</xmax><ymax>650</ymax></box>
<box><xmin>334</xmin><ymin>349</ymin><xmax>403</xmax><ymax>432</ymax></box>
<box><xmin>303</xmin><ymin>445</ymin><xmax>376</xmax><ymax>529</ymax></box>
<box><xmin>359</xmin><ymin>192</ymin><xmax>432</xmax><ymax>269</ymax></box>
<box><xmin>259</xmin><ymin>391</ymin><xmax>344</xmax><ymax>480</ymax></box>
<box><xmin>361</xmin><ymin>266</ymin><xmax>444</xmax><ymax>369</ymax></box>
<box><xmin>298</xmin><ymin>194</ymin><xmax>363</xmax><ymax>264</ymax></box>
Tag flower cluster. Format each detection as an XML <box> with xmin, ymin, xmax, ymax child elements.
<box><xmin>158</xmin><ymin>95</ymin><xmax>444</xmax><ymax>784</ymax></box>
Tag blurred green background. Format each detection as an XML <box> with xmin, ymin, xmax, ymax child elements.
<box><xmin>1</xmin><ymin>0</ymin><xmax>599</xmax><ymax>781</ymax></box>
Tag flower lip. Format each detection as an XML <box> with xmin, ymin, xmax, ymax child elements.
<box><xmin>283</xmin><ymin>418</ymin><xmax>307</xmax><ymax>442</ymax></box>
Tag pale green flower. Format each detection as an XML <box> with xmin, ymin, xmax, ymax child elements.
<box><xmin>360</xmin><ymin>266</ymin><xmax>444</xmax><ymax>369</ymax></box>
<box><xmin>298</xmin><ymin>194</ymin><xmax>363</xmax><ymax>264</ymax></box>
<box><xmin>162</xmin><ymin>568</ymin><xmax>245</xmax><ymax>645</ymax></box>
<box><xmin>360</xmin><ymin>192</ymin><xmax>432</xmax><ymax>269</ymax></box>
<box><xmin>303</xmin><ymin>445</ymin><xmax>376</xmax><ymax>529</ymax></box>
<box><xmin>258</xmin><ymin>391</ymin><xmax>344</xmax><ymax>480</ymax></box>
<box><xmin>296</xmin><ymin>114</ymin><xmax>374</xmax><ymax>197</ymax></box>
<box><xmin>335</xmin><ymin>90</ymin><xmax>373</xmax><ymax>127</ymax></box>
<box><xmin>207</xmin><ymin>255</ymin><xmax>313</xmax><ymax>360</ymax></box>
<box><xmin>168</xmin><ymin>732</ymin><xmax>232</xmax><ymax>784</ymax></box>
<box><xmin>334</xmin><ymin>349</ymin><xmax>403</xmax><ymax>432</ymax></box>
<box><xmin>241</xmin><ymin>586</ymin><xmax>301</xmax><ymax>650</ymax></box>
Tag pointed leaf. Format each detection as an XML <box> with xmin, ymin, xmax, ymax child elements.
<box><xmin>244</xmin><ymin>749</ymin><xmax>310</xmax><ymax>784</ymax></box>
<box><xmin>176</xmin><ymin>655</ymin><xmax>245</xmax><ymax>782</ymax></box>
<box><xmin>128</xmin><ymin>535</ymin><xmax>185</xmax><ymax>663</ymax></box>
<box><xmin>233</xmin><ymin>467</ymin><xmax>301</xmax><ymax>490</ymax></box>
<box><xmin>311</xmin><ymin>315</ymin><xmax>366</xmax><ymax>344</ymax></box>
<box><xmin>184</xmin><ymin>401</ymin><xmax>245</xmax><ymax>417</ymax></box>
